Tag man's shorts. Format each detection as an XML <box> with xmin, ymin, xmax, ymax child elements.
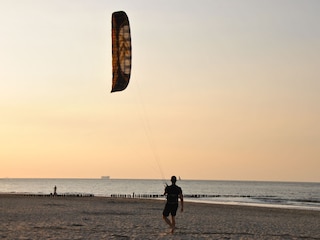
<box><xmin>163</xmin><ymin>203</ymin><xmax>178</xmax><ymax>217</ymax></box>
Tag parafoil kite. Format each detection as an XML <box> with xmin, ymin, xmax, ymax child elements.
<box><xmin>111</xmin><ymin>11</ymin><xmax>132</xmax><ymax>92</ymax></box>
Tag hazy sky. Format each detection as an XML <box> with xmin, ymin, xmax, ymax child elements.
<box><xmin>1</xmin><ymin>0</ymin><xmax>319</xmax><ymax>182</ymax></box>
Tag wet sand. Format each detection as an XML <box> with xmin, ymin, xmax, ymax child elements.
<box><xmin>0</xmin><ymin>194</ymin><xmax>319</xmax><ymax>239</ymax></box>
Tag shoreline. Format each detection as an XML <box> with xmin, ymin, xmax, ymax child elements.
<box><xmin>1</xmin><ymin>194</ymin><xmax>320</xmax><ymax>239</ymax></box>
<box><xmin>1</xmin><ymin>192</ymin><xmax>319</xmax><ymax>212</ymax></box>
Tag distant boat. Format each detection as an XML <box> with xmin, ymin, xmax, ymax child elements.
<box><xmin>101</xmin><ymin>176</ymin><xmax>110</xmax><ymax>180</ymax></box>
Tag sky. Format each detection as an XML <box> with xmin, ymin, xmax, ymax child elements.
<box><xmin>0</xmin><ymin>0</ymin><xmax>319</xmax><ymax>182</ymax></box>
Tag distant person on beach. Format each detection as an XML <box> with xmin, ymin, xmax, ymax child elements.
<box><xmin>54</xmin><ymin>186</ymin><xmax>57</xmax><ymax>196</ymax></box>
<box><xmin>162</xmin><ymin>176</ymin><xmax>183</xmax><ymax>233</ymax></box>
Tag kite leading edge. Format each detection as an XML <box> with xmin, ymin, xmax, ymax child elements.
<box><xmin>111</xmin><ymin>11</ymin><xmax>132</xmax><ymax>93</ymax></box>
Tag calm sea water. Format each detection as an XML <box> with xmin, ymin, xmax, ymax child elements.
<box><xmin>0</xmin><ymin>178</ymin><xmax>319</xmax><ymax>211</ymax></box>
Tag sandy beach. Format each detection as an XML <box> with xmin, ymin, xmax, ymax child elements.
<box><xmin>0</xmin><ymin>194</ymin><xmax>319</xmax><ymax>239</ymax></box>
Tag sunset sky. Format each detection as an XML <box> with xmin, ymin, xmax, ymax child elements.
<box><xmin>1</xmin><ymin>0</ymin><xmax>319</xmax><ymax>182</ymax></box>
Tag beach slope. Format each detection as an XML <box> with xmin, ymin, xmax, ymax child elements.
<box><xmin>0</xmin><ymin>194</ymin><xmax>319</xmax><ymax>239</ymax></box>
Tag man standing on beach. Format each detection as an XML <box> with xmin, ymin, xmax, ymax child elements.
<box><xmin>162</xmin><ymin>176</ymin><xmax>183</xmax><ymax>233</ymax></box>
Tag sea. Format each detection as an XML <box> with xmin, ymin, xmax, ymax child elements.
<box><xmin>0</xmin><ymin>178</ymin><xmax>319</xmax><ymax>211</ymax></box>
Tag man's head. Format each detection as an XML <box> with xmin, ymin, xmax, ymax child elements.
<box><xmin>171</xmin><ymin>176</ymin><xmax>177</xmax><ymax>183</ymax></box>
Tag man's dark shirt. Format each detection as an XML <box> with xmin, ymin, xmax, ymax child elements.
<box><xmin>165</xmin><ymin>184</ymin><xmax>182</xmax><ymax>204</ymax></box>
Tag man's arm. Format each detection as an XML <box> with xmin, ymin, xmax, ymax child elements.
<box><xmin>179</xmin><ymin>193</ymin><xmax>184</xmax><ymax>212</ymax></box>
<box><xmin>163</xmin><ymin>186</ymin><xmax>168</xmax><ymax>196</ymax></box>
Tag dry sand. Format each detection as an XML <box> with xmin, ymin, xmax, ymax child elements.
<box><xmin>0</xmin><ymin>194</ymin><xmax>319</xmax><ymax>239</ymax></box>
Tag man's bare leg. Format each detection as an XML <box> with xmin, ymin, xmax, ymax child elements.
<box><xmin>163</xmin><ymin>215</ymin><xmax>172</xmax><ymax>228</ymax></box>
<box><xmin>170</xmin><ymin>216</ymin><xmax>176</xmax><ymax>233</ymax></box>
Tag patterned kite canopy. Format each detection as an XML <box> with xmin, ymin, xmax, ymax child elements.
<box><xmin>111</xmin><ymin>11</ymin><xmax>132</xmax><ymax>93</ymax></box>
